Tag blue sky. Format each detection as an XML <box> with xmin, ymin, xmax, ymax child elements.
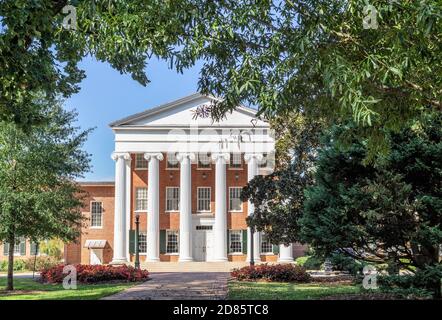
<box><xmin>65</xmin><ymin>56</ymin><xmax>203</xmax><ymax>181</ymax></box>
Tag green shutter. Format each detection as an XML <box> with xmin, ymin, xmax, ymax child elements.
<box><xmin>273</xmin><ymin>244</ymin><xmax>280</xmax><ymax>255</ymax></box>
<box><xmin>20</xmin><ymin>239</ymin><xmax>26</xmax><ymax>255</ymax></box>
<box><xmin>30</xmin><ymin>242</ymin><xmax>38</xmax><ymax>255</ymax></box>
<box><xmin>227</xmin><ymin>230</ymin><xmax>231</xmax><ymax>253</ymax></box>
<box><xmin>159</xmin><ymin>230</ymin><xmax>166</xmax><ymax>254</ymax></box>
<box><xmin>129</xmin><ymin>230</ymin><xmax>135</xmax><ymax>254</ymax></box>
<box><xmin>242</xmin><ymin>230</ymin><xmax>248</xmax><ymax>254</ymax></box>
<box><xmin>3</xmin><ymin>242</ymin><xmax>8</xmax><ymax>256</ymax></box>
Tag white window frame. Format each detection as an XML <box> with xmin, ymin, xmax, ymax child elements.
<box><xmin>165</xmin><ymin>187</ymin><xmax>180</xmax><ymax>212</ymax></box>
<box><xmin>229</xmin><ymin>153</ymin><xmax>243</xmax><ymax>170</ymax></box>
<box><xmin>135</xmin><ymin>187</ymin><xmax>148</xmax><ymax>212</ymax></box>
<box><xmin>166</xmin><ymin>153</ymin><xmax>179</xmax><ymax>170</ymax></box>
<box><xmin>90</xmin><ymin>201</ymin><xmax>103</xmax><ymax>228</ymax></box>
<box><xmin>166</xmin><ymin>230</ymin><xmax>179</xmax><ymax>254</ymax></box>
<box><xmin>229</xmin><ymin>230</ymin><xmax>243</xmax><ymax>254</ymax></box>
<box><xmin>197</xmin><ymin>153</ymin><xmax>212</xmax><ymax>170</ymax></box>
<box><xmin>13</xmin><ymin>237</ymin><xmax>25</xmax><ymax>256</ymax></box>
<box><xmin>138</xmin><ymin>231</ymin><xmax>147</xmax><ymax>255</ymax></box>
<box><xmin>229</xmin><ymin>187</ymin><xmax>243</xmax><ymax>212</ymax></box>
<box><xmin>261</xmin><ymin>234</ymin><xmax>274</xmax><ymax>254</ymax></box>
<box><xmin>197</xmin><ymin>187</ymin><xmax>211</xmax><ymax>213</ymax></box>
<box><xmin>135</xmin><ymin>154</ymin><xmax>148</xmax><ymax>170</ymax></box>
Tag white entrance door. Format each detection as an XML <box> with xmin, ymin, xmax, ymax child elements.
<box><xmin>90</xmin><ymin>249</ymin><xmax>103</xmax><ymax>265</ymax></box>
<box><xmin>193</xmin><ymin>229</ymin><xmax>214</xmax><ymax>261</ymax></box>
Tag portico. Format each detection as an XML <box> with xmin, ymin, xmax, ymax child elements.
<box><xmin>108</xmin><ymin>93</ymin><xmax>294</xmax><ymax>264</ymax></box>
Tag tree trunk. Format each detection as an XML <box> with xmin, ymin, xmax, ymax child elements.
<box><xmin>6</xmin><ymin>233</ymin><xmax>15</xmax><ymax>291</ymax></box>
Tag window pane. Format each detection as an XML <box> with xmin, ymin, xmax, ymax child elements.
<box><xmin>229</xmin><ymin>153</ymin><xmax>242</xmax><ymax>168</ymax></box>
<box><xmin>135</xmin><ymin>154</ymin><xmax>148</xmax><ymax>169</ymax></box>
<box><xmin>136</xmin><ymin>188</ymin><xmax>148</xmax><ymax>211</ymax></box>
<box><xmin>139</xmin><ymin>232</ymin><xmax>147</xmax><ymax>253</ymax></box>
<box><xmin>166</xmin><ymin>230</ymin><xmax>179</xmax><ymax>253</ymax></box>
<box><xmin>261</xmin><ymin>234</ymin><xmax>273</xmax><ymax>253</ymax></box>
<box><xmin>229</xmin><ymin>187</ymin><xmax>242</xmax><ymax>211</ymax></box>
<box><xmin>198</xmin><ymin>153</ymin><xmax>211</xmax><ymax>168</ymax></box>
<box><xmin>166</xmin><ymin>187</ymin><xmax>179</xmax><ymax>211</ymax></box>
<box><xmin>229</xmin><ymin>230</ymin><xmax>242</xmax><ymax>253</ymax></box>
<box><xmin>167</xmin><ymin>153</ymin><xmax>179</xmax><ymax>168</ymax></box>
<box><xmin>197</xmin><ymin>187</ymin><xmax>211</xmax><ymax>211</ymax></box>
<box><xmin>91</xmin><ymin>201</ymin><xmax>103</xmax><ymax>227</ymax></box>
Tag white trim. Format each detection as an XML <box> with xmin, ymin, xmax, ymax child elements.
<box><xmin>165</xmin><ymin>186</ymin><xmax>180</xmax><ymax>212</ymax></box>
<box><xmin>228</xmin><ymin>230</ymin><xmax>243</xmax><ymax>254</ymax></box>
<box><xmin>228</xmin><ymin>187</ymin><xmax>243</xmax><ymax>212</ymax></box>
<box><xmin>196</xmin><ymin>186</ymin><xmax>211</xmax><ymax>213</ymax></box>
<box><xmin>90</xmin><ymin>201</ymin><xmax>103</xmax><ymax>228</ymax></box>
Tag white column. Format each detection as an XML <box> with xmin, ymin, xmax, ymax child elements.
<box><xmin>212</xmin><ymin>153</ymin><xmax>229</xmax><ymax>261</ymax></box>
<box><xmin>278</xmin><ymin>244</ymin><xmax>294</xmax><ymax>263</ymax></box>
<box><xmin>144</xmin><ymin>153</ymin><xmax>164</xmax><ymax>262</ymax></box>
<box><xmin>177</xmin><ymin>152</ymin><xmax>195</xmax><ymax>261</ymax></box>
<box><xmin>244</xmin><ymin>153</ymin><xmax>263</xmax><ymax>262</ymax></box>
<box><xmin>111</xmin><ymin>152</ymin><xmax>131</xmax><ymax>264</ymax></box>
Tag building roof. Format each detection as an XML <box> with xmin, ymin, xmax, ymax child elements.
<box><xmin>109</xmin><ymin>93</ymin><xmax>261</xmax><ymax>128</ymax></box>
<box><xmin>78</xmin><ymin>181</ymin><xmax>115</xmax><ymax>186</ymax></box>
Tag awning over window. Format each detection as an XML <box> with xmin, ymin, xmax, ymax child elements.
<box><xmin>84</xmin><ymin>240</ymin><xmax>106</xmax><ymax>249</ymax></box>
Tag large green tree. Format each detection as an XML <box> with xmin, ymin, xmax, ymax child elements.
<box><xmin>187</xmin><ymin>0</ymin><xmax>442</xmax><ymax>156</ymax></box>
<box><xmin>2</xmin><ymin>1</ymin><xmax>440</xmax><ymax>145</ymax></box>
<box><xmin>0</xmin><ymin>0</ymin><xmax>201</xmax><ymax>125</ymax></box>
<box><xmin>0</xmin><ymin>98</ymin><xmax>91</xmax><ymax>290</ymax></box>
<box><xmin>300</xmin><ymin>114</ymin><xmax>441</xmax><ymax>297</ymax></box>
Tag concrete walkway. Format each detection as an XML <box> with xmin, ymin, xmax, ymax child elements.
<box><xmin>102</xmin><ymin>272</ymin><xmax>229</xmax><ymax>300</ymax></box>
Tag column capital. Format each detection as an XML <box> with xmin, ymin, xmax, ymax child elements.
<box><xmin>144</xmin><ymin>152</ymin><xmax>164</xmax><ymax>161</ymax></box>
<box><xmin>244</xmin><ymin>153</ymin><xmax>263</xmax><ymax>163</ymax></box>
<box><xmin>211</xmin><ymin>152</ymin><xmax>229</xmax><ymax>162</ymax></box>
<box><xmin>111</xmin><ymin>152</ymin><xmax>131</xmax><ymax>161</ymax></box>
<box><xmin>176</xmin><ymin>152</ymin><xmax>196</xmax><ymax>162</ymax></box>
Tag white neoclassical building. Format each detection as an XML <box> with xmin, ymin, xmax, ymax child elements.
<box><xmin>80</xmin><ymin>93</ymin><xmax>296</xmax><ymax>265</ymax></box>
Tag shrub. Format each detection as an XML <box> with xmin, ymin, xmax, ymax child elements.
<box><xmin>329</xmin><ymin>253</ymin><xmax>366</xmax><ymax>276</ymax></box>
<box><xmin>0</xmin><ymin>259</ymin><xmax>27</xmax><ymax>271</ymax></box>
<box><xmin>231</xmin><ymin>264</ymin><xmax>311</xmax><ymax>283</ymax></box>
<box><xmin>24</xmin><ymin>256</ymin><xmax>60</xmax><ymax>272</ymax></box>
<box><xmin>295</xmin><ymin>256</ymin><xmax>323</xmax><ymax>270</ymax></box>
<box><xmin>40</xmin><ymin>264</ymin><xmax>150</xmax><ymax>284</ymax></box>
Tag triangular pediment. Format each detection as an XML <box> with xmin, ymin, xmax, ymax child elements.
<box><xmin>110</xmin><ymin>93</ymin><xmax>268</xmax><ymax>128</ymax></box>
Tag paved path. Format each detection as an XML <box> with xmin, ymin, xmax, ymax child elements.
<box><xmin>102</xmin><ymin>272</ymin><xmax>229</xmax><ymax>300</ymax></box>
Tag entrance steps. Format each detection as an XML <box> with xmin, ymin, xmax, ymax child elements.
<box><xmin>139</xmin><ymin>262</ymin><xmax>251</xmax><ymax>272</ymax></box>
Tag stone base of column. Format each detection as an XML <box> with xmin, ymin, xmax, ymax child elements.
<box><xmin>278</xmin><ymin>257</ymin><xmax>294</xmax><ymax>263</ymax></box>
<box><xmin>178</xmin><ymin>257</ymin><xmax>194</xmax><ymax>262</ymax></box>
<box><xmin>109</xmin><ymin>259</ymin><xmax>128</xmax><ymax>266</ymax></box>
<box><xmin>146</xmin><ymin>257</ymin><xmax>160</xmax><ymax>262</ymax></box>
<box><xmin>211</xmin><ymin>257</ymin><xmax>228</xmax><ymax>262</ymax></box>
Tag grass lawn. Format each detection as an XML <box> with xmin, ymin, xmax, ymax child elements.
<box><xmin>0</xmin><ymin>278</ymin><xmax>138</xmax><ymax>300</ymax></box>
<box><xmin>228</xmin><ymin>281</ymin><xmax>362</xmax><ymax>300</ymax></box>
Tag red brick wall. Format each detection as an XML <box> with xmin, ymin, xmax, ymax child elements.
<box><xmin>65</xmin><ymin>152</ymin><xmax>280</xmax><ymax>264</ymax></box>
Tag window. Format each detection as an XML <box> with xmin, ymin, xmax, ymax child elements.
<box><xmin>91</xmin><ymin>201</ymin><xmax>103</xmax><ymax>227</ymax></box>
<box><xmin>135</xmin><ymin>188</ymin><xmax>148</xmax><ymax>211</ymax></box>
<box><xmin>229</xmin><ymin>187</ymin><xmax>243</xmax><ymax>211</ymax></box>
<box><xmin>261</xmin><ymin>234</ymin><xmax>273</xmax><ymax>254</ymax></box>
<box><xmin>166</xmin><ymin>230</ymin><xmax>179</xmax><ymax>254</ymax></box>
<box><xmin>166</xmin><ymin>187</ymin><xmax>179</xmax><ymax>211</ymax></box>
<box><xmin>229</xmin><ymin>230</ymin><xmax>242</xmax><ymax>253</ymax></box>
<box><xmin>197</xmin><ymin>187</ymin><xmax>211</xmax><ymax>212</ymax></box>
<box><xmin>139</xmin><ymin>232</ymin><xmax>147</xmax><ymax>254</ymax></box>
<box><xmin>13</xmin><ymin>237</ymin><xmax>25</xmax><ymax>256</ymax></box>
<box><xmin>259</xmin><ymin>153</ymin><xmax>268</xmax><ymax>168</ymax></box>
<box><xmin>167</xmin><ymin>153</ymin><xmax>179</xmax><ymax>169</ymax></box>
<box><xmin>196</xmin><ymin>225</ymin><xmax>213</xmax><ymax>231</ymax></box>
<box><xmin>135</xmin><ymin>154</ymin><xmax>148</xmax><ymax>169</ymax></box>
<box><xmin>197</xmin><ymin>153</ymin><xmax>211</xmax><ymax>169</ymax></box>
<box><xmin>229</xmin><ymin>153</ymin><xmax>242</xmax><ymax>169</ymax></box>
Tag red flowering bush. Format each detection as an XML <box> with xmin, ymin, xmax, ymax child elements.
<box><xmin>40</xmin><ymin>264</ymin><xmax>150</xmax><ymax>284</ymax></box>
<box><xmin>231</xmin><ymin>264</ymin><xmax>311</xmax><ymax>282</ymax></box>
